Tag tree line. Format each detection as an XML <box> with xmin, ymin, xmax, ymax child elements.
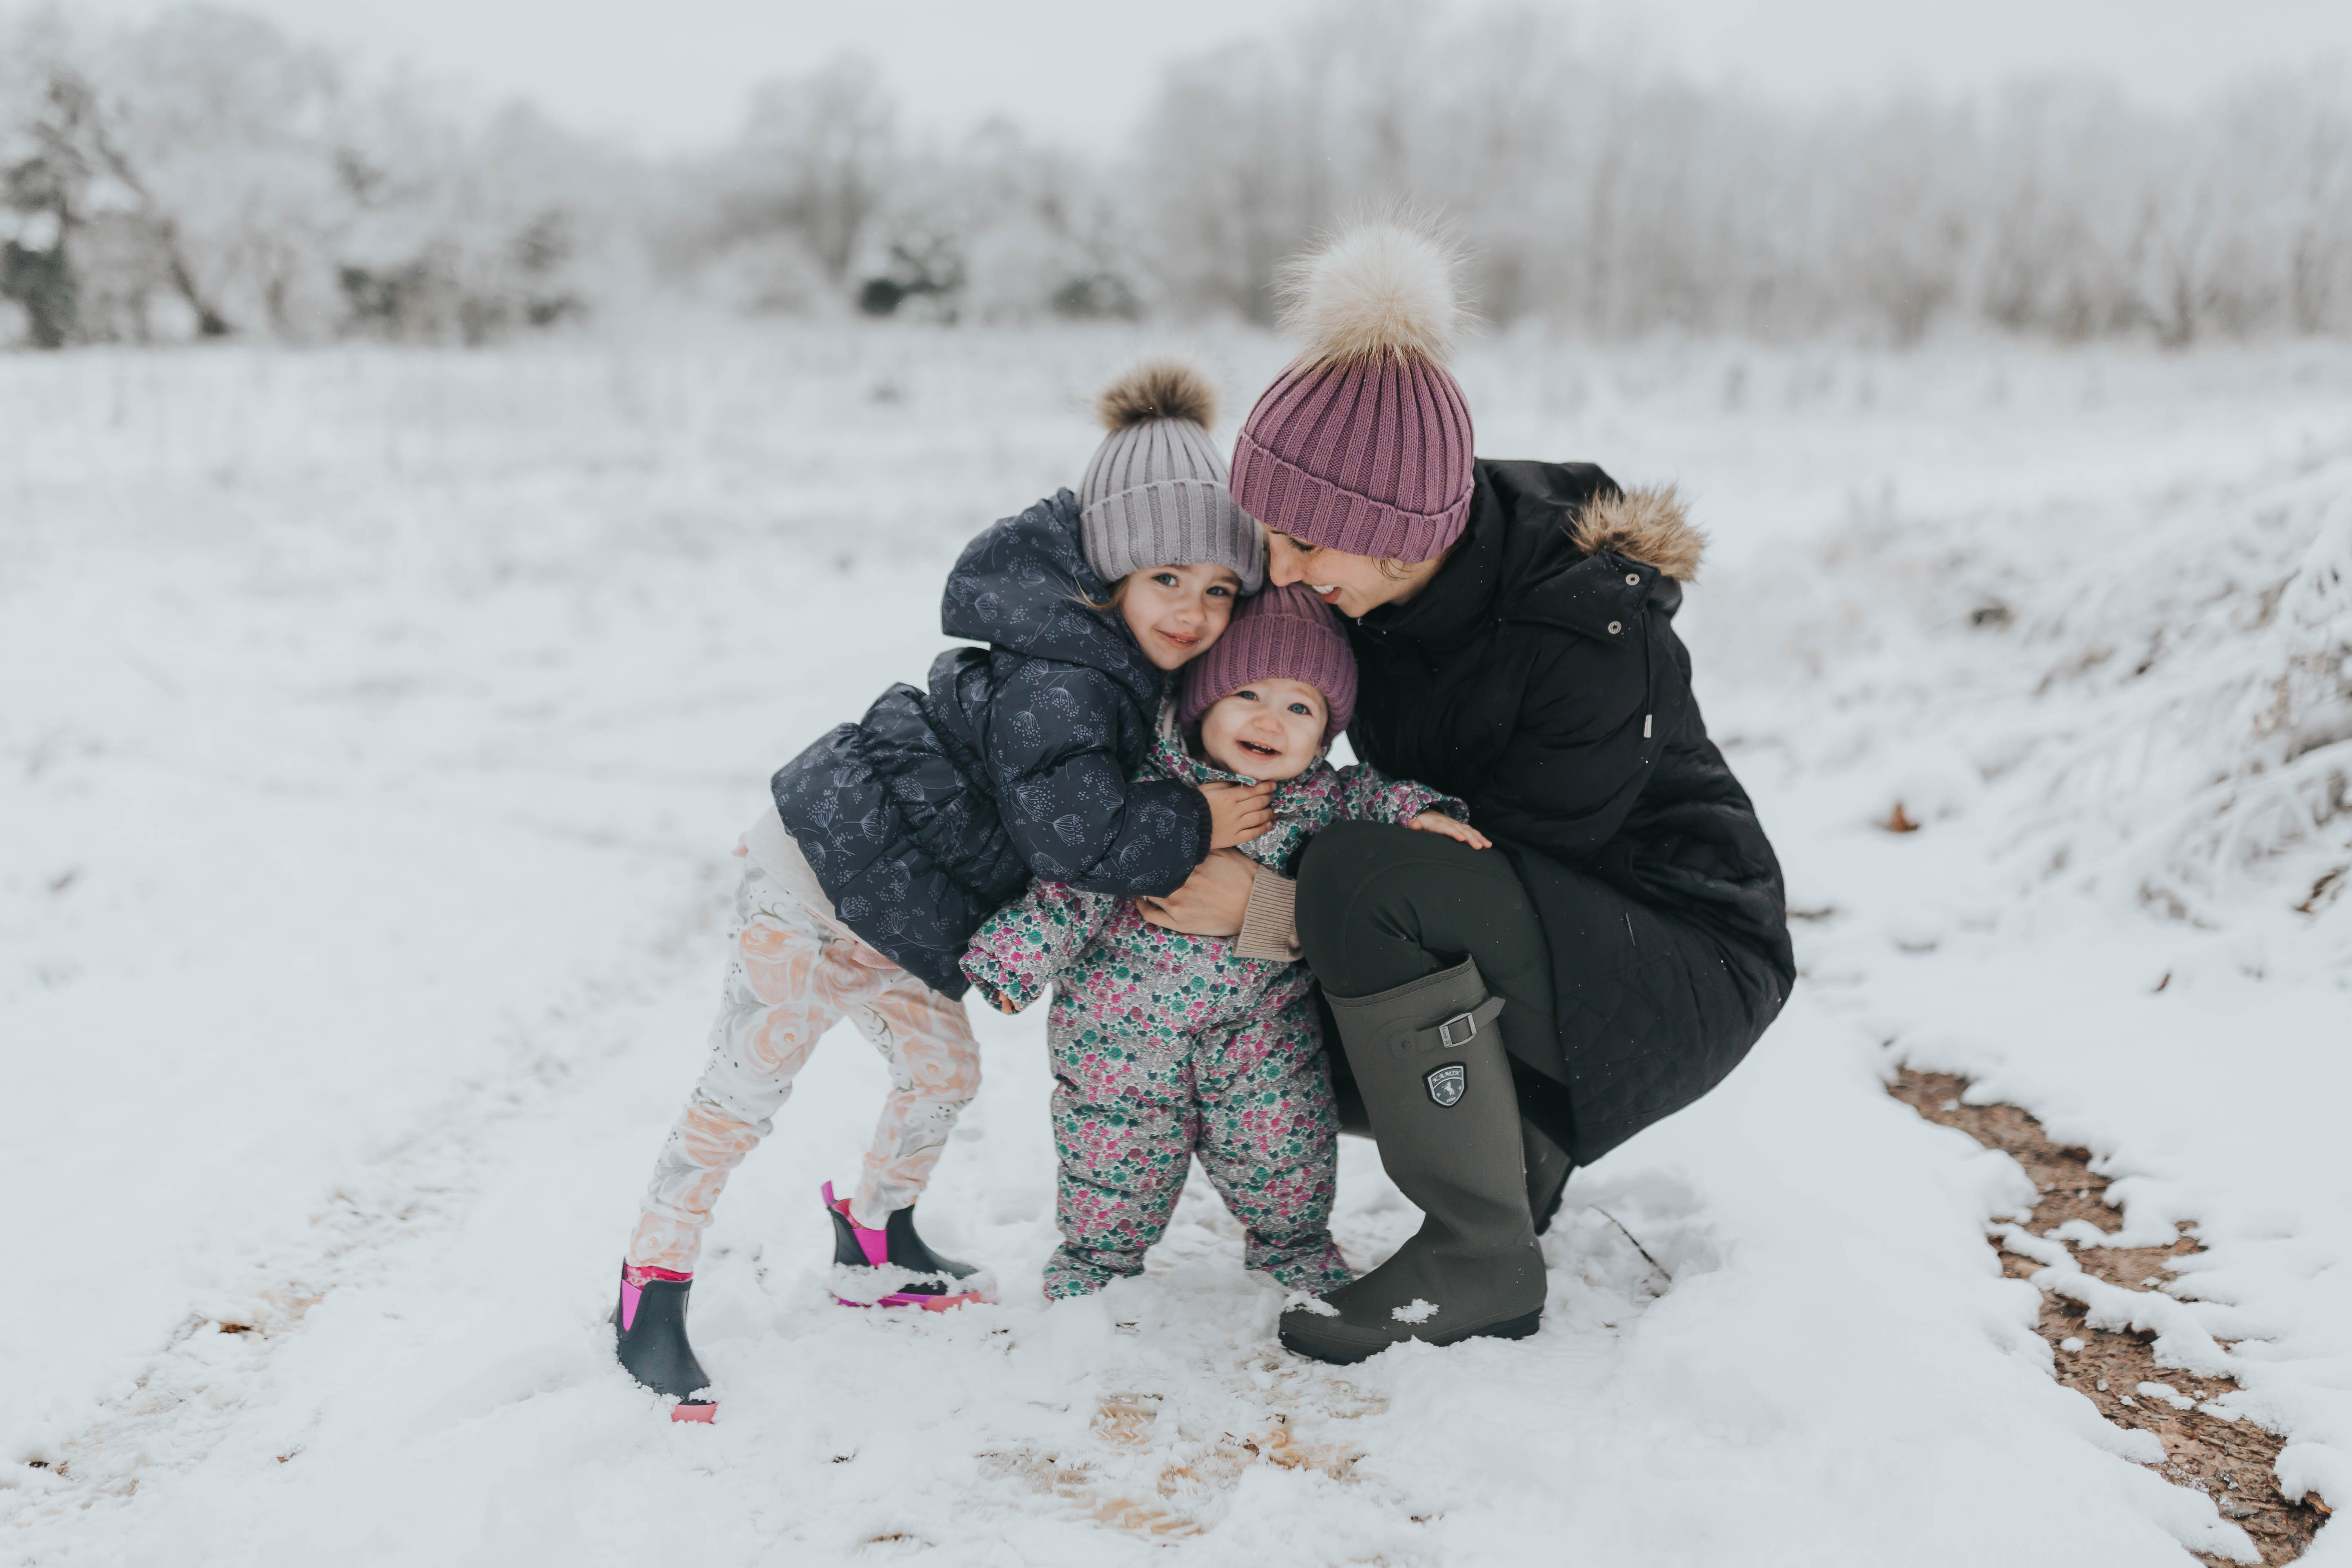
<box><xmin>5</xmin><ymin>2</ymin><xmax>2349</xmax><ymax>348</ymax></box>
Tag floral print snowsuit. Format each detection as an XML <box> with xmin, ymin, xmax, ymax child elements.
<box><xmin>963</xmin><ymin>723</ymin><xmax>1458</xmax><ymax>1299</ymax></box>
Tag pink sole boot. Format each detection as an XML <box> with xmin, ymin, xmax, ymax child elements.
<box><xmin>612</xmin><ymin>1263</ymin><xmax>717</xmax><ymax>1422</ymax></box>
<box><xmin>822</xmin><ymin>1183</ymin><xmax>991</xmax><ymax>1310</ymax></box>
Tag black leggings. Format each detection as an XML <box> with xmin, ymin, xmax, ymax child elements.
<box><xmin>1296</xmin><ymin>822</ymin><xmax>1577</xmax><ymax>1146</ymax></box>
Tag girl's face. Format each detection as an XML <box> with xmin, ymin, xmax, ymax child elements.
<box><xmin>1199</xmin><ymin>678</ymin><xmax>1328</xmax><ymax>782</ymax></box>
<box><xmin>1119</xmin><ymin>562</ymin><xmax>1243</xmax><ymax>670</ymax></box>
<box><xmin>1264</xmin><ymin>530</ymin><xmax>1442</xmax><ymax>619</ymax></box>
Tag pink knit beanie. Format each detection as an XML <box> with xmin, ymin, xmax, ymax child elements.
<box><xmin>1180</xmin><ymin>584</ymin><xmax>1358</xmax><ymax>742</ymax></box>
<box><xmin>1230</xmin><ymin>219</ymin><xmax>1476</xmax><ymax>564</ymax></box>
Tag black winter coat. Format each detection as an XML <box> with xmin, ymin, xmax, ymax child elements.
<box><xmin>773</xmin><ymin>491</ymin><xmax>1212</xmax><ymax>998</ymax></box>
<box><xmin>1343</xmin><ymin>459</ymin><xmax>1795</xmax><ymax>1161</ymax></box>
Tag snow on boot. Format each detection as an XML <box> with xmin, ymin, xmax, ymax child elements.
<box><xmin>823</xmin><ymin>1183</ymin><xmax>991</xmax><ymax>1311</ymax></box>
<box><xmin>1278</xmin><ymin>958</ymin><xmax>1547</xmax><ymax>1364</ymax></box>
<box><xmin>612</xmin><ymin>1263</ymin><xmax>715</xmax><ymax>1421</ymax></box>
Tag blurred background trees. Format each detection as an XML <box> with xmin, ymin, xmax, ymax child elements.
<box><xmin>4</xmin><ymin>0</ymin><xmax>2350</xmax><ymax>349</ymax></box>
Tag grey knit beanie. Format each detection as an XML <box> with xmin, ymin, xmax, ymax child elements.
<box><xmin>1077</xmin><ymin>361</ymin><xmax>1265</xmax><ymax>593</ymax></box>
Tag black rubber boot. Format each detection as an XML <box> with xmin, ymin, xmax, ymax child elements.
<box><xmin>1523</xmin><ymin>1117</ymin><xmax>1577</xmax><ymax>1237</ymax></box>
<box><xmin>1279</xmin><ymin>959</ymin><xmax>1548</xmax><ymax>1364</ymax></box>
<box><xmin>1510</xmin><ymin>1063</ymin><xmax>1580</xmax><ymax>1236</ymax></box>
<box><xmin>824</xmin><ymin>1183</ymin><xmax>991</xmax><ymax>1308</ymax></box>
<box><xmin>612</xmin><ymin>1266</ymin><xmax>715</xmax><ymax>1421</ymax></box>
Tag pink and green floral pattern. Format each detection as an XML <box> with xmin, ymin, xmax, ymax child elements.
<box><xmin>964</xmin><ymin>719</ymin><xmax>1461</xmax><ymax>1298</ymax></box>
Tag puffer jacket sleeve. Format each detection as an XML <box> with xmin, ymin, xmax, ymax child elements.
<box><xmin>986</xmin><ymin>659</ymin><xmax>1211</xmax><ymax>897</ymax></box>
<box><xmin>1331</xmin><ymin>763</ymin><xmax>1463</xmax><ymax>828</ymax></box>
<box><xmin>961</xmin><ymin>882</ymin><xmax>1114</xmax><ymax>1012</ymax></box>
<box><xmin>1471</xmin><ymin>634</ymin><xmax>1653</xmax><ymax>865</ymax></box>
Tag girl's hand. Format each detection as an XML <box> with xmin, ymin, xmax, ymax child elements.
<box><xmin>977</xmin><ymin>983</ymin><xmax>1020</xmax><ymax>1015</ymax></box>
<box><xmin>1409</xmin><ymin>811</ymin><xmax>1491</xmax><ymax>850</ymax></box>
<box><xmin>1201</xmin><ymin>780</ymin><xmax>1275</xmax><ymax>847</ymax></box>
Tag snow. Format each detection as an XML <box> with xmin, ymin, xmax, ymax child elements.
<box><xmin>4</xmin><ymin>325</ymin><xmax>2347</xmax><ymax>1564</ymax></box>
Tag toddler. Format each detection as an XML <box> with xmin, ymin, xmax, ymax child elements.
<box><xmin>614</xmin><ymin>363</ymin><xmax>1271</xmax><ymax>1419</ymax></box>
<box><xmin>962</xmin><ymin>585</ymin><xmax>1487</xmax><ymax>1299</ymax></box>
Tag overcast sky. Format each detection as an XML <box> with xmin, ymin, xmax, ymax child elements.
<box><xmin>72</xmin><ymin>0</ymin><xmax>2352</xmax><ymax>153</ymax></box>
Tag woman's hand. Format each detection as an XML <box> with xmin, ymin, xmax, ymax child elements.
<box><xmin>1200</xmin><ymin>781</ymin><xmax>1276</xmax><ymax>847</ymax></box>
<box><xmin>1137</xmin><ymin>848</ymin><xmax>1259</xmax><ymax>935</ymax></box>
<box><xmin>1409</xmin><ymin>811</ymin><xmax>1492</xmax><ymax>850</ymax></box>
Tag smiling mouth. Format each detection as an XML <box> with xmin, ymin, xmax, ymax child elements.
<box><xmin>1238</xmin><ymin>739</ymin><xmax>1280</xmax><ymax>758</ymax></box>
<box><xmin>1307</xmin><ymin>584</ymin><xmax>1341</xmax><ymax>604</ymax></box>
<box><xmin>1159</xmin><ymin>630</ymin><xmax>1199</xmax><ymax>647</ymax></box>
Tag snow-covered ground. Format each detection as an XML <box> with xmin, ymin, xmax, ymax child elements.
<box><xmin>3</xmin><ymin>326</ymin><xmax>2347</xmax><ymax>1565</ymax></box>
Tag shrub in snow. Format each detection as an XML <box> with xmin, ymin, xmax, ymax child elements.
<box><xmin>1726</xmin><ymin>444</ymin><xmax>2352</xmax><ymax>958</ymax></box>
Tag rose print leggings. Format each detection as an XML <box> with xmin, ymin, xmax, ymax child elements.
<box><xmin>626</xmin><ymin>857</ymin><xmax>983</xmax><ymax>1273</ymax></box>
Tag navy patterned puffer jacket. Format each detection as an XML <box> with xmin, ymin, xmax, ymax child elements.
<box><xmin>772</xmin><ymin>490</ymin><xmax>1213</xmax><ymax>998</ymax></box>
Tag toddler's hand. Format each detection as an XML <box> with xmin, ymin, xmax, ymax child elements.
<box><xmin>975</xmin><ymin>982</ymin><xmax>1020</xmax><ymax>1015</ymax></box>
<box><xmin>1201</xmin><ymin>780</ymin><xmax>1276</xmax><ymax>847</ymax></box>
<box><xmin>1409</xmin><ymin>811</ymin><xmax>1491</xmax><ymax>850</ymax></box>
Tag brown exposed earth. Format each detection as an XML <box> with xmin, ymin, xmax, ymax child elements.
<box><xmin>1890</xmin><ymin>1069</ymin><xmax>2332</xmax><ymax>1565</ymax></box>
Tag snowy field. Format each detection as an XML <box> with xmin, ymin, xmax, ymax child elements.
<box><xmin>3</xmin><ymin>325</ymin><xmax>2348</xmax><ymax>1565</ymax></box>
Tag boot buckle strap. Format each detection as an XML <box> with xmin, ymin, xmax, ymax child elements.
<box><xmin>1390</xmin><ymin>995</ymin><xmax>1506</xmax><ymax>1057</ymax></box>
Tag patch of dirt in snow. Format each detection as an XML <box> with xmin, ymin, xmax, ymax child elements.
<box><xmin>1890</xmin><ymin>1069</ymin><xmax>2333</xmax><ymax>1565</ymax></box>
<box><xmin>975</xmin><ymin>1361</ymin><xmax>1383</xmax><ymax>1539</ymax></box>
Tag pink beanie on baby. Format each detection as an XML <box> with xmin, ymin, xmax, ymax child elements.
<box><xmin>1180</xmin><ymin>584</ymin><xmax>1357</xmax><ymax>742</ymax></box>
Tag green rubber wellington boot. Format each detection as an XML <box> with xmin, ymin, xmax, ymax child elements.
<box><xmin>1278</xmin><ymin>959</ymin><xmax>1548</xmax><ymax>1364</ymax></box>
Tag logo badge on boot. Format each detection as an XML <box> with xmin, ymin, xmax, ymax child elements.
<box><xmin>1425</xmin><ymin>1063</ymin><xmax>1466</xmax><ymax>1107</ymax></box>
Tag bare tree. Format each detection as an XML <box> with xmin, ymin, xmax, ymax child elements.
<box><xmin>728</xmin><ymin>56</ymin><xmax>894</xmax><ymax>285</ymax></box>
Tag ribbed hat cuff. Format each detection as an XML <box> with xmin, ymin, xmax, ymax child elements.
<box><xmin>1231</xmin><ymin>430</ymin><xmax>1471</xmax><ymax>564</ymax></box>
<box><xmin>1177</xmin><ymin>599</ymin><xmax>1357</xmax><ymax>741</ymax></box>
<box><xmin>1081</xmin><ymin>479</ymin><xmax>1266</xmax><ymax>592</ymax></box>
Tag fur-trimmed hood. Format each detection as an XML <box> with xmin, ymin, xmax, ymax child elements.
<box><xmin>1469</xmin><ymin>460</ymin><xmax>1702</xmax><ymax>644</ymax></box>
<box><xmin>1570</xmin><ymin>483</ymin><xmax>1704</xmax><ymax>582</ymax></box>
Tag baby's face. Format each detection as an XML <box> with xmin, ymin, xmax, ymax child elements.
<box><xmin>1199</xmin><ymin>678</ymin><xmax>1328</xmax><ymax>781</ymax></box>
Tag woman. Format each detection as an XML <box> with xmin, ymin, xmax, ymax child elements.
<box><xmin>1139</xmin><ymin>220</ymin><xmax>1794</xmax><ymax>1364</ymax></box>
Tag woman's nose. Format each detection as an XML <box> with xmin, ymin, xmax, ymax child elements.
<box><xmin>1266</xmin><ymin>548</ymin><xmax>1305</xmax><ymax>587</ymax></box>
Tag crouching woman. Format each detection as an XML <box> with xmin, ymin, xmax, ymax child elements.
<box><xmin>1141</xmin><ymin>219</ymin><xmax>1797</xmax><ymax>1363</ymax></box>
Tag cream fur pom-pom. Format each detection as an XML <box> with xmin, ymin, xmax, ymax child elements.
<box><xmin>1095</xmin><ymin>359</ymin><xmax>1218</xmax><ymax>432</ymax></box>
<box><xmin>1278</xmin><ymin>215</ymin><xmax>1470</xmax><ymax>367</ymax></box>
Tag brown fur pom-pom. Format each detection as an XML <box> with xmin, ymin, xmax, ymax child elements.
<box><xmin>1095</xmin><ymin>359</ymin><xmax>1218</xmax><ymax>432</ymax></box>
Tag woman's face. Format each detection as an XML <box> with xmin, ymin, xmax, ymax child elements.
<box><xmin>1198</xmin><ymin>679</ymin><xmax>1327</xmax><ymax>782</ymax></box>
<box><xmin>1264</xmin><ymin>530</ymin><xmax>1439</xmax><ymax>618</ymax></box>
<box><xmin>1118</xmin><ymin>562</ymin><xmax>1243</xmax><ymax>670</ymax></box>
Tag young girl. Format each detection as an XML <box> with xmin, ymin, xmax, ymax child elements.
<box><xmin>961</xmin><ymin>585</ymin><xmax>1489</xmax><ymax>1300</ymax></box>
<box><xmin>614</xmin><ymin>363</ymin><xmax>1269</xmax><ymax>1419</ymax></box>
